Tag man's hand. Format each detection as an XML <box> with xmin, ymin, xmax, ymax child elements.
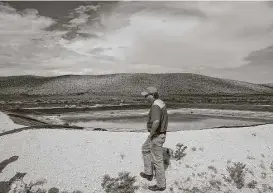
<box><xmin>149</xmin><ymin>120</ymin><xmax>160</xmax><ymax>140</ymax></box>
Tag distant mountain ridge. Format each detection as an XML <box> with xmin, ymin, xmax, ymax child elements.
<box><xmin>261</xmin><ymin>83</ymin><xmax>273</xmax><ymax>89</ymax></box>
<box><xmin>1</xmin><ymin>73</ymin><xmax>273</xmax><ymax>96</ymax></box>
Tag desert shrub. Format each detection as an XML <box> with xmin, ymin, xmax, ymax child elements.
<box><xmin>8</xmin><ymin>178</ymin><xmax>47</xmax><ymax>193</ymax></box>
<box><xmin>101</xmin><ymin>171</ymin><xmax>139</xmax><ymax>193</ymax></box>
<box><xmin>247</xmin><ymin>180</ymin><xmax>258</xmax><ymax>189</ymax></box>
<box><xmin>246</xmin><ymin>155</ymin><xmax>255</xmax><ymax>160</ymax></box>
<box><xmin>226</xmin><ymin>162</ymin><xmax>246</xmax><ymax>189</ymax></box>
<box><xmin>221</xmin><ymin>174</ymin><xmax>232</xmax><ymax>184</ymax></box>
<box><xmin>25</xmin><ymin>179</ymin><xmax>47</xmax><ymax>193</ymax></box>
<box><xmin>28</xmin><ymin>189</ymin><xmax>47</xmax><ymax>193</ymax></box>
<box><xmin>209</xmin><ymin>179</ymin><xmax>222</xmax><ymax>191</ymax></box>
<box><xmin>48</xmin><ymin>187</ymin><xmax>59</xmax><ymax>193</ymax></box>
<box><xmin>173</xmin><ymin>143</ymin><xmax>187</xmax><ymax>160</ymax></box>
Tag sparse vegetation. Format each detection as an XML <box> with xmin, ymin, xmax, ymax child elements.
<box><xmin>209</xmin><ymin>179</ymin><xmax>222</xmax><ymax>191</ymax></box>
<box><xmin>173</xmin><ymin>179</ymin><xmax>225</xmax><ymax>193</ymax></box>
<box><xmin>246</xmin><ymin>168</ymin><xmax>255</xmax><ymax>176</ymax></box>
<box><xmin>101</xmin><ymin>172</ymin><xmax>139</xmax><ymax>193</ymax></box>
<box><xmin>247</xmin><ymin>180</ymin><xmax>258</xmax><ymax>189</ymax></box>
<box><xmin>120</xmin><ymin>154</ymin><xmax>125</xmax><ymax>160</ymax></box>
<box><xmin>197</xmin><ymin>172</ymin><xmax>207</xmax><ymax>178</ymax></box>
<box><xmin>226</xmin><ymin>162</ymin><xmax>246</xmax><ymax>189</ymax></box>
<box><xmin>7</xmin><ymin>177</ymin><xmax>47</xmax><ymax>193</ymax></box>
<box><xmin>3</xmin><ymin>159</ymin><xmax>273</xmax><ymax>193</ymax></box>
<box><xmin>260</xmin><ymin>160</ymin><xmax>266</xmax><ymax>170</ymax></box>
<box><xmin>48</xmin><ymin>187</ymin><xmax>60</xmax><ymax>193</ymax></box>
<box><xmin>2</xmin><ymin>74</ymin><xmax>273</xmax><ymax>109</ymax></box>
<box><xmin>261</xmin><ymin>172</ymin><xmax>267</xmax><ymax>179</ymax></box>
<box><xmin>261</xmin><ymin>184</ymin><xmax>273</xmax><ymax>192</ymax></box>
<box><xmin>247</xmin><ymin>155</ymin><xmax>255</xmax><ymax>160</ymax></box>
<box><xmin>208</xmin><ymin>166</ymin><xmax>218</xmax><ymax>174</ymax></box>
<box><xmin>172</xmin><ymin>143</ymin><xmax>187</xmax><ymax>160</ymax></box>
<box><xmin>25</xmin><ymin>179</ymin><xmax>47</xmax><ymax>193</ymax></box>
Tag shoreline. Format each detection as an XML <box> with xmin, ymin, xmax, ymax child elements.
<box><xmin>1</xmin><ymin>109</ymin><xmax>273</xmax><ymax>137</ymax></box>
<box><xmin>1</xmin><ymin>105</ymin><xmax>273</xmax><ymax>137</ymax></box>
<box><xmin>1</xmin><ymin>122</ymin><xmax>273</xmax><ymax>138</ymax></box>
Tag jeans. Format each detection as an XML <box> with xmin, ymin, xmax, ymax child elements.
<box><xmin>142</xmin><ymin>134</ymin><xmax>166</xmax><ymax>188</ymax></box>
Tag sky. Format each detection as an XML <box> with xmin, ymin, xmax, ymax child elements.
<box><xmin>0</xmin><ymin>1</ymin><xmax>273</xmax><ymax>83</ymax></box>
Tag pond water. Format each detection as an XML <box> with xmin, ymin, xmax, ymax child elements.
<box><xmin>57</xmin><ymin>109</ymin><xmax>267</xmax><ymax>132</ymax></box>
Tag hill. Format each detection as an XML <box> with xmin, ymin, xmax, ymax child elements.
<box><xmin>261</xmin><ymin>83</ymin><xmax>273</xmax><ymax>89</ymax></box>
<box><xmin>1</xmin><ymin>73</ymin><xmax>273</xmax><ymax>97</ymax></box>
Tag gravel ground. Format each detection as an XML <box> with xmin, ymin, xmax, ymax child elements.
<box><xmin>1</xmin><ymin>124</ymin><xmax>273</xmax><ymax>193</ymax></box>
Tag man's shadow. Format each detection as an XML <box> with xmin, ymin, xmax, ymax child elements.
<box><xmin>0</xmin><ymin>156</ymin><xmax>20</xmax><ymax>193</ymax></box>
<box><xmin>0</xmin><ymin>156</ymin><xmax>19</xmax><ymax>173</ymax></box>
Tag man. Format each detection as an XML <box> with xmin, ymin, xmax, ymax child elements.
<box><xmin>140</xmin><ymin>86</ymin><xmax>168</xmax><ymax>191</ymax></box>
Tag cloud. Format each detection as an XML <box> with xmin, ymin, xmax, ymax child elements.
<box><xmin>0</xmin><ymin>1</ymin><xmax>273</xmax><ymax>83</ymax></box>
<box><xmin>0</xmin><ymin>3</ymin><xmax>62</xmax><ymax>71</ymax></box>
<box><xmin>115</xmin><ymin>1</ymin><xmax>273</xmax><ymax>69</ymax></box>
<box><xmin>205</xmin><ymin>46</ymin><xmax>273</xmax><ymax>84</ymax></box>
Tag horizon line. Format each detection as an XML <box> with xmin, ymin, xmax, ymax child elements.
<box><xmin>0</xmin><ymin>72</ymin><xmax>272</xmax><ymax>85</ymax></box>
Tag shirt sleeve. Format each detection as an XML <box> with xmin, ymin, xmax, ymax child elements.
<box><xmin>151</xmin><ymin>105</ymin><xmax>161</xmax><ymax>122</ymax></box>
